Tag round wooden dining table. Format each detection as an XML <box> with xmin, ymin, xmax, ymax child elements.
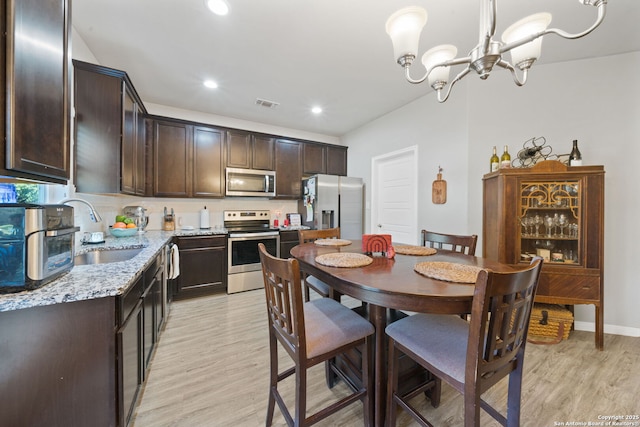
<box><xmin>290</xmin><ymin>240</ymin><xmax>515</xmax><ymax>427</ymax></box>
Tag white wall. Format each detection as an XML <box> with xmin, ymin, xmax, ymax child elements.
<box><xmin>345</xmin><ymin>83</ymin><xmax>470</xmax><ymax>240</ymax></box>
<box><xmin>343</xmin><ymin>51</ymin><xmax>640</xmax><ymax>336</ymax></box>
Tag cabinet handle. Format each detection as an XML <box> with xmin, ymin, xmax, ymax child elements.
<box><xmin>46</xmin><ymin>226</ymin><xmax>81</xmax><ymax>237</ymax></box>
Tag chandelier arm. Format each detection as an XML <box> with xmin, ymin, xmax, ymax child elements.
<box><xmin>403</xmin><ymin>65</ymin><xmax>429</xmax><ymax>85</ymax></box>
<box><xmin>500</xmin><ymin>1</ymin><xmax>606</xmax><ymax>55</ymax></box>
<box><xmin>436</xmin><ymin>66</ymin><xmax>472</xmax><ymax>103</ymax></box>
<box><xmin>403</xmin><ymin>56</ymin><xmax>473</xmax><ymax>85</ymax></box>
<box><xmin>496</xmin><ymin>59</ymin><xmax>528</xmax><ymax>86</ymax></box>
<box><xmin>544</xmin><ymin>4</ymin><xmax>606</xmax><ymax>40</ymax></box>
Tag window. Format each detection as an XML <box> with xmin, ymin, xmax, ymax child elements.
<box><xmin>0</xmin><ymin>183</ymin><xmax>46</xmax><ymax>204</ymax></box>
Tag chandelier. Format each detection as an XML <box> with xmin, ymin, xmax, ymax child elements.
<box><xmin>385</xmin><ymin>0</ymin><xmax>607</xmax><ymax>103</ymax></box>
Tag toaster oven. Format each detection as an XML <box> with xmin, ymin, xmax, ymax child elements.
<box><xmin>0</xmin><ymin>204</ymin><xmax>79</xmax><ymax>293</ymax></box>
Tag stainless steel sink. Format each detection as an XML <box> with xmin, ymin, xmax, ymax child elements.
<box><xmin>74</xmin><ymin>247</ymin><xmax>143</xmax><ymax>266</ymax></box>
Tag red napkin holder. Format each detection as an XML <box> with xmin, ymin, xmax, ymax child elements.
<box><xmin>362</xmin><ymin>234</ymin><xmax>392</xmax><ymax>255</ymax></box>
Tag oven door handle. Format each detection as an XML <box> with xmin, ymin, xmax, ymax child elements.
<box><xmin>229</xmin><ymin>231</ymin><xmax>280</xmax><ymax>239</ymax></box>
<box><xmin>46</xmin><ymin>226</ymin><xmax>80</xmax><ymax>237</ymax></box>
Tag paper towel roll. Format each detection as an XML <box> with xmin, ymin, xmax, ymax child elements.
<box><xmin>200</xmin><ymin>206</ymin><xmax>210</xmax><ymax>229</ymax></box>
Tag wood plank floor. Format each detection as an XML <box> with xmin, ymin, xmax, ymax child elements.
<box><xmin>132</xmin><ymin>290</ymin><xmax>640</xmax><ymax>427</ymax></box>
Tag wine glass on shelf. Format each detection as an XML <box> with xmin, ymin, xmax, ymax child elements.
<box><xmin>569</xmin><ymin>223</ymin><xmax>579</xmax><ymax>239</ymax></box>
<box><xmin>533</xmin><ymin>215</ymin><xmax>543</xmax><ymax>237</ymax></box>
<box><xmin>519</xmin><ymin>216</ymin><xmax>528</xmax><ymax>237</ymax></box>
<box><xmin>558</xmin><ymin>214</ymin><xmax>568</xmax><ymax>237</ymax></box>
<box><xmin>544</xmin><ymin>214</ymin><xmax>554</xmax><ymax>237</ymax></box>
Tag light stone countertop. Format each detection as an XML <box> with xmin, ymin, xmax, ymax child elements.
<box><xmin>0</xmin><ymin>229</ymin><xmax>228</xmax><ymax>313</ymax></box>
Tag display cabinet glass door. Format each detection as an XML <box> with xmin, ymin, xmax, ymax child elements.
<box><xmin>519</xmin><ymin>180</ymin><xmax>581</xmax><ymax>265</ymax></box>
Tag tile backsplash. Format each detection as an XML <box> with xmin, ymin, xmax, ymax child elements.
<box><xmin>67</xmin><ymin>192</ymin><xmax>297</xmax><ymax>247</ymax></box>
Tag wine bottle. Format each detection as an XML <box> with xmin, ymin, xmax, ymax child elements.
<box><xmin>490</xmin><ymin>146</ymin><xmax>499</xmax><ymax>172</ymax></box>
<box><xmin>569</xmin><ymin>140</ymin><xmax>582</xmax><ymax>166</ymax></box>
<box><xmin>500</xmin><ymin>145</ymin><xmax>511</xmax><ymax>169</ymax></box>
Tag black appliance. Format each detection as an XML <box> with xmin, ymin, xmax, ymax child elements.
<box><xmin>0</xmin><ymin>203</ymin><xmax>79</xmax><ymax>293</ymax></box>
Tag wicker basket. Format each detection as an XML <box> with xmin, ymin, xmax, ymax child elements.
<box><xmin>527</xmin><ymin>303</ymin><xmax>574</xmax><ymax>344</ymax></box>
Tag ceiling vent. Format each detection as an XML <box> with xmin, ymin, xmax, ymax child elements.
<box><xmin>255</xmin><ymin>98</ymin><xmax>280</xmax><ymax>109</ymax></box>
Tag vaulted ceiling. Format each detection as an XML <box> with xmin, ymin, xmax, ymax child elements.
<box><xmin>73</xmin><ymin>0</ymin><xmax>640</xmax><ymax>137</ymax></box>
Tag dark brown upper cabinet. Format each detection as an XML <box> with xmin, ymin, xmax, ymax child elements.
<box><xmin>303</xmin><ymin>143</ymin><xmax>348</xmax><ymax>176</ymax></box>
<box><xmin>150</xmin><ymin>117</ymin><xmax>224</xmax><ymax>198</ymax></box>
<box><xmin>226</xmin><ymin>130</ymin><xmax>274</xmax><ymax>171</ymax></box>
<box><xmin>73</xmin><ymin>60</ymin><xmax>147</xmax><ymax>195</ymax></box>
<box><xmin>275</xmin><ymin>139</ymin><xmax>302</xmax><ymax>199</ymax></box>
<box><xmin>1</xmin><ymin>0</ymin><xmax>71</xmax><ymax>183</ymax></box>
<box><xmin>303</xmin><ymin>143</ymin><xmax>326</xmax><ymax>175</ymax></box>
<box><xmin>326</xmin><ymin>145</ymin><xmax>348</xmax><ymax>176</ymax></box>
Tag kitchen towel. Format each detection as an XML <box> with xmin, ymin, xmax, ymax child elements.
<box><xmin>169</xmin><ymin>244</ymin><xmax>180</xmax><ymax>279</ymax></box>
<box><xmin>199</xmin><ymin>206</ymin><xmax>210</xmax><ymax>229</ymax></box>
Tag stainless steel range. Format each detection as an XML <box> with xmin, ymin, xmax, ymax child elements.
<box><xmin>224</xmin><ymin>210</ymin><xmax>279</xmax><ymax>294</ymax></box>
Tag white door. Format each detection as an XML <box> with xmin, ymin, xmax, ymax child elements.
<box><xmin>371</xmin><ymin>146</ymin><xmax>418</xmax><ymax>245</ymax></box>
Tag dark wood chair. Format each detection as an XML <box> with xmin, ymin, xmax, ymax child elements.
<box><xmin>298</xmin><ymin>228</ymin><xmax>341</xmax><ymax>301</ymax></box>
<box><xmin>385</xmin><ymin>257</ymin><xmax>543</xmax><ymax>427</ymax></box>
<box><xmin>421</xmin><ymin>230</ymin><xmax>478</xmax><ymax>255</ymax></box>
<box><xmin>258</xmin><ymin>243</ymin><xmax>374</xmax><ymax>426</ymax></box>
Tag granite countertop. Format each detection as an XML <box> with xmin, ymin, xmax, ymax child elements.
<box><xmin>277</xmin><ymin>225</ymin><xmax>311</xmax><ymax>231</ymax></box>
<box><xmin>0</xmin><ymin>229</ymin><xmax>228</xmax><ymax>313</ymax></box>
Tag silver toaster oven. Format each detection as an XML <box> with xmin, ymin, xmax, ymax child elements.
<box><xmin>0</xmin><ymin>204</ymin><xmax>79</xmax><ymax>293</ymax></box>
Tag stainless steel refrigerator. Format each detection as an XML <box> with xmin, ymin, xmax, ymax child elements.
<box><xmin>299</xmin><ymin>175</ymin><xmax>364</xmax><ymax>240</ymax></box>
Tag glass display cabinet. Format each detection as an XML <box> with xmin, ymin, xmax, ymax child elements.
<box><xmin>482</xmin><ymin>160</ymin><xmax>605</xmax><ymax>349</ymax></box>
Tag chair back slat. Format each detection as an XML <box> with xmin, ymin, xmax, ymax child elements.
<box><xmin>298</xmin><ymin>227</ymin><xmax>341</xmax><ymax>244</ymax></box>
<box><xmin>421</xmin><ymin>230</ymin><xmax>478</xmax><ymax>255</ymax></box>
<box><xmin>259</xmin><ymin>243</ymin><xmax>306</xmax><ymax>358</ymax></box>
<box><xmin>468</xmin><ymin>258</ymin><xmax>543</xmax><ymax>385</ymax></box>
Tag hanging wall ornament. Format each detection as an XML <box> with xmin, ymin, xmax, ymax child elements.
<box><xmin>432</xmin><ymin>166</ymin><xmax>447</xmax><ymax>204</ymax></box>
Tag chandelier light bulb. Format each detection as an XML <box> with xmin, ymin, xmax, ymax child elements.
<box><xmin>422</xmin><ymin>45</ymin><xmax>458</xmax><ymax>89</ymax></box>
<box><xmin>502</xmin><ymin>13</ymin><xmax>552</xmax><ymax>70</ymax></box>
<box><xmin>385</xmin><ymin>7</ymin><xmax>427</xmax><ymax>65</ymax></box>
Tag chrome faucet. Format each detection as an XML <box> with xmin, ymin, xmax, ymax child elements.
<box><xmin>59</xmin><ymin>198</ymin><xmax>103</xmax><ymax>222</ymax></box>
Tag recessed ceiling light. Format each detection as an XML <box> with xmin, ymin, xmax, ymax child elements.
<box><xmin>205</xmin><ymin>0</ymin><xmax>230</xmax><ymax>16</ymax></box>
<box><xmin>203</xmin><ymin>80</ymin><xmax>218</xmax><ymax>89</ymax></box>
<box><xmin>311</xmin><ymin>106</ymin><xmax>323</xmax><ymax>114</ymax></box>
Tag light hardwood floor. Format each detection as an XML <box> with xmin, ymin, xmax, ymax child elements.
<box><xmin>132</xmin><ymin>290</ymin><xmax>640</xmax><ymax>427</ymax></box>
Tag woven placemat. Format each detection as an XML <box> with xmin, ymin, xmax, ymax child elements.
<box><xmin>414</xmin><ymin>261</ymin><xmax>485</xmax><ymax>284</ymax></box>
<box><xmin>315</xmin><ymin>252</ymin><xmax>373</xmax><ymax>268</ymax></box>
<box><xmin>314</xmin><ymin>238</ymin><xmax>352</xmax><ymax>247</ymax></box>
<box><xmin>394</xmin><ymin>245</ymin><xmax>437</xmax><ymax>256</ymax></box>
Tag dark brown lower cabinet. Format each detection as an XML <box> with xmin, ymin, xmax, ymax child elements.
<box><xmin>0</xmin><ymin>250</ymin><xmax>167</xmax><ymax>427</ymax></box>
<box><xmin>279</xmin><ymin>230</ymin><xmax>299</xmax><ymax>258</ymax></box>
<box><xmin>118</xmin><ymin>296</ymin><xmax>143</xmax><ymax>427</ymax></box>
<box><xmin>174</xmin><ymin>235</ymin><xmax>228</xmax><ymax>299</ymax></box>
<box><xmin>0</xmin><ymin>298</ymin><xmax>116</xmax><ymax>427</ymax></box>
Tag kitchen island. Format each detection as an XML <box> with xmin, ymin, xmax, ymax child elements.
<box><xmin>0</xmin><ymin>228</ymin><xmax>226</xmax><ymax>427</ymax></box>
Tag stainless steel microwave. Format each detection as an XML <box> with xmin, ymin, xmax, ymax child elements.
<box><xmin>226</xmin><ymin>167</ymin><xmax>276</xmax><ymax>197</ymax></box>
